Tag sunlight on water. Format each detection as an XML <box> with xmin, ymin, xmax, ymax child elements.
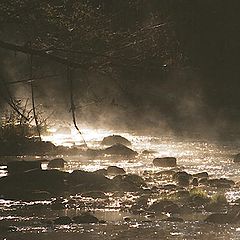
<box><xmin>2</xmin><ymin>126</ymin><xmax>240</xmax><ymax>239</ymax></box>
<box><xmin>42</xmin><ymin>127</ymin><xmax>114</xmax><ymax>147</ymax></box>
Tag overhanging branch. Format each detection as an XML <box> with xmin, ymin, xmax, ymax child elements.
<box><xmin>0</xmin><ymin>40</ymin><xmax>86</xmax><ymax>69</ymax></box>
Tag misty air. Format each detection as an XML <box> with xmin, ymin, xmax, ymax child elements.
<box><xmin>0</xmin><ymin>1</ymin><xmax>240</xmax><ymax>239</ymax></box>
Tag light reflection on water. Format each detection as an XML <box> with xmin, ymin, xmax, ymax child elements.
<box><xmin>2</xmin><ymin>128</ymin><xmax>240</xmax><ymax>239</ymax></box>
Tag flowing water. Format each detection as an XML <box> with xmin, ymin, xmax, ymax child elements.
<box><xmin>1</xmin><ymin>128</ymin><xmax>240</xmax><ymax>239</ymax></box>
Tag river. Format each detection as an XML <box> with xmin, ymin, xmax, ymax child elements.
<box><xmin>1</xmin><ymin>128</ymin><xmax>240</xmax><ymax>239</ymax></box>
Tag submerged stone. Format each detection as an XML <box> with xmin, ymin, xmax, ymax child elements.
<box><xmin>67</xmin><ymin>170</ymin><xmax>110</xmax><ymax>192</ymax></box>
<box><xmin>7</xmin><ymin>160</ymin><xmax>41</xmax><ymax>174</ymax></box>
<box><xmin>153</xmin><ymin>157</ymin><xmax>177</xmax><ymax>167</ymax></box>
<box><xmin>192</xmin><ymin>172</ymin><xmax>209</xmax><ymax>178</ymax></box>
<box><xmin>0</xmin><ymin>169</ymin><xmax>67</xmax><ymax>199</ymax></box>
<box><xmin>101</xmin><ymin>135</ymin><xmax>131</xmax><ymax>146</ymax></box>
<box><xmin>204</xmin><ymin>213</ymin><xmax>238</xmax><ymax>224</ymax></box>
<box><xmin>163</xmin><ymin>216</ymin><xmax>184</xmax><ymax>222</ymax></box>
<box><xmin>173</xmin><ymin>171</ymin><xmax>191</xmax><ymax>187</ymax></box>
<box><xmin>149</xmin><ymin>200</ymin><xmax>179</xmax><ymax>213</ymax></box>
<box><xmin>48</xmin><ymin>158</ymin><xmax>66</xmax><ymax>168</ymax></box>
<box><xmin>107</xmin><ymin>166</ymin><xmax>126</xmax><ymax>175</ymax></box>
<box><xmin>54</xmin><ymin>216</ymin><xmax>72</xmax><ymax>225</ymax></box>
<box><xmin>233</xmin><ymin>153</ymin><xmax>240</xmax><ymax>163</ymax></box>
<box><xmin>72</xmin><ymin>212</ymin><xmax>99</xmax><ymax>224</ymax></box>
<box><xmin>103</xmin><ymin>144</ymin><xmax>137</xmax><ymax>157</ymax></box>
<box><xmin>110</xmin><ymin>174</ymin><xmax>146</xmax><ymax>192</ymax></box>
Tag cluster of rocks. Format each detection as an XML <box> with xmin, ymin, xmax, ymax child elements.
<box><xmin>1</xmin><ymin>134</ymin><xmax>240</xmax><ymax>226</ymax></box>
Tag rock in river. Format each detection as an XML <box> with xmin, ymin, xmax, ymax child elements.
<box><xmin>54</xmin><ymin>216</ymin><xmax>72</xmax><ymax>225</ymax></box>
<box><xmin>7</xmin><ymin>160</ymin><xmax>41</xmax><ymax>174</ymax></box>
<box><xmin>101</xmin><ymin>135</ymin><xmax>131</xmax><ymax>146</ymax></box>
<box><xmin>67</xmin><ymin>170</ymin><xmax>110</xmax><ymax>192</ymax></box>
<box><xmin>153</xmin><ymin>157</ymin><xmax>177</xmax><ymax>167</ymax></box>
<box><xmin>107</xmin><ymin>166</ymin><xmax>126</xmax><ymax>175</ymax></box>
<box><xmin>47</xmin><ymin>158</ymin><xmax>66</xmax><ymax>168</ymax></box>
<box><xmin>233</xmin><ymin>153</ymin><xmax>240</xmax><ymax>163</ymax></box>
<box><xmin>72</xmin><ymin>212</ymin><xmax>99</xmax><ymax>224</ymax></box>
<box><xmin>204</xmin><ymin>212</ymin><xmax>240</xmax><ymax>224</ymax></box>
<box><xmin>0</xmin><ymin>169</ymin><xmax>67</xmax><ymax>199</ymax></box>
<box><xmin>103</xmin><ymin>144</ymin><xmax>137</xmax><ymax>157</ymax></box>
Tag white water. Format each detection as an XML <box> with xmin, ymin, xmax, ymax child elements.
<box><xmin>1</xmin><ymin>128</ymin><xmax>240</xmax><ymax>239</ymax></box>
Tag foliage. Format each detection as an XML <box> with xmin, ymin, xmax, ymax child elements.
<box><xmin>0</xmin><ymin>100</ymin><xmax>48</xmax><ymax>142</ymax></box>
<box><xmin>210</xmin><ymin>193</ymin><xmax>227</xmax><ymax>205</ymax></box>
<box><xmin>0</xmin><ymin>0</ymin><xmax>181</xmax><ymax>75</ymax></box>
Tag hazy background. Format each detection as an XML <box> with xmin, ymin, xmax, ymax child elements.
<box><xmin>1</xmin><ymin>0</ymin><xmax>240</xmax><ymax>139</ymax></box>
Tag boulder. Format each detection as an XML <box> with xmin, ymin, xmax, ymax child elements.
<box><xmin>110</xmin><ymin>174</ymin><xmax>146</xmax><ymax>192</ymax></box>
<box><xmin>0</xmin><ymin>169</ymin><xmax>67</xmax><ymax>199</ymax></box>
<box><xmin>191</xmin><ymin>178</ymin><xmax>199</xmax><ymax>186</ymax></box>
<box><xmin>234</xmin><ymin>153</ymin><xmax>240</xmax><ymax>163</ymax></box>
<box><xmin>81</xmin><ymin>191</ymin><xmax>106</xmax><ymax>199</ymax></box>
<box><xmin>153</xmin><ymin>157</ymin><xmax>177</xmax><ymax>167</ymax></box>
<box><xmin>93</xmin><ymin>169</ymin><xmax>108</xmax><ymax>176</ymax></box>
<box><xmin>72</xmin><ymin>212</ymin><xmax>99</xmax><ymax>224</ymax></box>
<box><xmin>204</xmin><ymin>213</ymin><xmax>238</xmax><ymax>224</ymax></box>
<box><xmin>7</xmin><ymin>160</ymin><xmax>41</xmax><ymax>174</ymax></box>
<box><xmin>142</xmin><ymin>150</ymin><xmax>156</xmax><ymax>155</ymax></box>
<box><xmin>103</xmin><ymin>144</ymin><xmax>137</xmax><ymax>157</ymax></box>
<box><xmin>107</xmin><ymin>166</ymin><xmax>126</xmax><ymax>175</ymax></box>
<box><xmin>48</xmin><ymin>158</ymin><xmax>66</xmax><ymax>168</ymax></box>
<box><xmin>67</xmin><ymin>170</ymin><xmax>110</xmax><ymax>192</ymax></box>
<box><xmin>163</xmin><ymin>217</ymin><xmax>184</xmax><ymax>222</ymax></box>
<box><xmin>101</xmin><ymin>135</ymin><xmax>131</xmax><ymax>146</ymax></box>
<box><xmin>206</xmin><ymin>178</ymin><xmax>235</xmax><ymax>188</ymax></box>
<box><xmin>173</xmin><ymin>171</ymin><xmax>191</xmax><ymax>187</ymax></box>
<box><xmin>149</xmin><ymin>200</ymin><xmax>179</xmax><ymax>213</ymax></box>
<box><xmin>54</xmin><ymin>216</ymin><xmax>72</xmax><ymax>225</ymax></box>
<box><xmin>192</xmin><ymin>172</ymin><xmax>209</xmax><ymax>178</ymax></box>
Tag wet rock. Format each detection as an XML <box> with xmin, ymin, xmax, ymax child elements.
<box><xmin>123</xmin><ymin>217</ymin><xmax>132</xmax><ymax>222</ymax></box>
<box><xmin>163</xmin><ymin>216</ymin><xmax>184</xmax><ymax>222</ymax></box>
<box><xmin>103</xmin><ymin>144</ymin><xmax>137</xmax><ymax>157</ymax></box>
<box><xmin>101</xmin><ymin>135</ymin><xmax>131</xmax><ymax>146</ymax></box>
<box><xmin>130</xmin><ymin>196</ymin><xmax>149</xmax><ymax>213</ymax></box>
<box><xmin>233</xmin><ymin>153</ymin><xmax>240</xmax><ymax>163</ymax></box>
<box><xmin>153</xmin><ymin>157</ymin><xmax>177</xmax><ymax>167</ymax></box>
<box><xmin>198</xmin><ymin>177</ymin><xmax>208</xmax><ymax>185</ymax></box>
<box><xmin>191</xmin><ymin>178</ymin><xmax>199</xmax><ymax>186</ymax></box>
<box><xmin>54</xmin><ymin>216</ymin><xmax>72</xmax><ymax>225</ymax></box>
<box><xmin>142</xmin><ymin>150</ymin><xmax>156</xmax><ymax>155</ymax></box>
<box><xmin>110</xmin><ymin>174</ymin><xmax>145</xmax><ymax>192</ymax></box>
<box><xmin>169</xmin><ymin>190</ymin><xmax>190</xmax><ymax>200</ymax></box>
<box><xmin>206</xmin><ymin>178</ymin><xmax>235</xmax><ymax>188</ymax></box>
<box><xmin>7</xmin><ymin>160</ymin><xmax>41</xmax><ymax>174</ymax></box>
<box><xmin>188</xmin><ymin>188</ymin><xmax>210</xmax><ymax>207</ymax></box>
<box><xmin>173</xmin><ymin>171</ymin><xmax>191</xmax><ymax>187</ymax></box>
<box><xmin>81</xmin><ymin>191</ymin><xmax>106</xmax><ymax>199</ymax></box>
<box><xmin>51</xmin><ymin>198</ymin><xmax>66</xmax><ymax>210</ymax></box>
<box><xmin>93</xmin><ymin>169</ymin><xmax>108</xmax><ymax>176</ymax></box>
<box><xmin>160</xmin><ymin>184</ymin><xmax>178</xmax><ymax>190</ymax></box>
<box><xmin>84</xmin><ymin>149</ymin><xmax>103</xmax><ymax>158</ymax></box>
<box><xmin>67</xmin><ymin>170</ymin><xmax>110</xmax><ymax>192</ymax></box>
<box><xmin>107</xmin><ymin>166</ymin><xmax>126</xmax><ymax>175</ymax></box>
<box><xmin>48</xmin><ymin>158</ymin><xmax>66</xmax><ymax>168</ymax></box>
<box><xmin>204</xmin><ymin>213</ymin><xmax>238</xmax><ymax>224</ymax></box>
<box><xmin>72</xmin><ymin>212</ymin><xmax>99</xmax><ymax>224</ymax></box>
<box><xmin>24</xmin><ymin>190</ymin><xmax>52</xmax><ymax>201</ymax></box>
<box><xmin>192</xmin><ymin>172</ymin><xmax>209</xmax><ymax>179</ymax></box>
<box><xmin>156</xmin><ymin>170</ymin><xmax>176</xmax><ymax>176</ymax></box>
<box><xmin>205</xmin><ymin>194</ymin><xmax>228</xmax><ymax>212</ymax></box>
<box><xmin>149</xmin><ymin>200</ymin><xmax>179</xmax><ymax>213</ymax></box>
<box><xmin>0</xmin><ymin>169</ymin><xmax>67</xmax><ymax>199</ymax></box>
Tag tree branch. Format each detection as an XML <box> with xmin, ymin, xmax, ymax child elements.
<box><xmin>0</xmin><ymin>40</ymin><xmax>86</xmax><ymax>69</ymax></box>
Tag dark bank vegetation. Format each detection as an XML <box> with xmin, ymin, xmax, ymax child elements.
<box><xmin>1</xmin><ymin>0</ymin><xmax>239</xmax><ymax>139</ymax></box>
